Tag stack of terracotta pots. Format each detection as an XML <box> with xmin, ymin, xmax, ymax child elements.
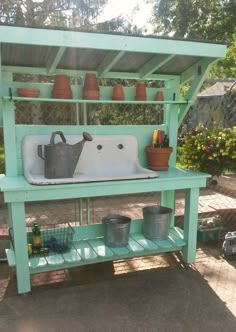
<box><xmin>52</xmin><ymin>75</ymin><xmax>72</xmax><ymax>99</ymax></box>
<box><xmin>83</xmin><ymin>73</ymin><xmax>99</xmax><ymax>100</ymax></box>
<box><xmin>135</xmin><ymin>82</ymin><xmax>147</xmax><ymax>101</ymax></box>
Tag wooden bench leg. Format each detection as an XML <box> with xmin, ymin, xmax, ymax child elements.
<box><xmin>161</xmin><ymin>190</ymin><xmax>175</xmax><ymax>228</ymax></box>
<box><xmin>182</xmin><ymin>188</ymin><xmax>199</xmax><ymax>264</ymax></box>
<box><xmin>10</xmin><ymin>202</ymin><xmax>31</xmax><ymax>294</ymax></box>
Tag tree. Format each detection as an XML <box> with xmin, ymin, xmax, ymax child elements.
<box><xmin>149</xmin><ymin>0</ymin><xmax>236</xmax><ymax>78</ymax></box>
<box><xmin>0</xmin><ymin>0</ymin><xmax>108</xmax><ymax>28</ymax></box>
<box><xmin>149</xmin><ymin>0</ymin><xmax>235</xmax><ymax>40</ymax></box>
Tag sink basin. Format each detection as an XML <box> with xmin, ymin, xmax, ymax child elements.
<box><xmin>22</xmin><ymin>134</ymin><xmax>158</xmax><ymax>185</ymax></box>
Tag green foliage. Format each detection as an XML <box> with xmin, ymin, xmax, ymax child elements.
<box><xmin>179</xmin><ymin>125</ymin><xmax>236</xmax><ymax>176</ymax></box>
<box><xmin>0</xmin><ymin>0</ymin><xmax>108</xmax><ymax>28</ymax></box>
<box><xmin>89</xmin><ymin>104</ymin><xmax>163</xmax><ymax>125</ymax></box>
<box><xmin>150</xmin><ymin>0</ymin><xmax>236</xmax><ymax>78</ymax></box>
<box><xmin>210</xmin><ymin>35</ymin><xmax>236</xmax><ymax>78</ymax></box>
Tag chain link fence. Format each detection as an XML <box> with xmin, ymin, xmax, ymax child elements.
<box><xmin>178</xmin><ymin>79</ymin><xmax>236</xmax><ymax>240</ymax></box>
<box><xmin>0</xmin><ymin>79</ymin><xmax>236</xmax><ymax>242</ymax></box>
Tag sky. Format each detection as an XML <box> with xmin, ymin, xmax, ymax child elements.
<box><xmin>98</xmin><ymin>0</ymin><xmax>153</xmax><ymax>33</ymax></box>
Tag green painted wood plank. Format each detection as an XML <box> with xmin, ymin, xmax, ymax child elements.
<box><xmin>87</xmin><ymin>238</ymin><xmax>114</xmax><ymax>257</ymax></box>
<box><xmin>152</xmin><ymin>239</ymin><xmax>173</xmax><ymax>249</ymax></box>
<box><xmin>1</xmin><ymin>173</ymin><xmax>209</xmax><ymax>203</ymax></box>
<box><xmin>130</xmin><ymin>233</ymin><xmax>159</xmax><ymax>250</ymax></box>
<box><xmin>110</xmin><ymin>246</ymin><xmax>130</xmax><ymax>255</ymax></box>
<box><xmin>127</xmin><ymin>237</ymin><xmax>144</xmax><ymax>253</ymax></box>
<box><xmin>182</xmin><ymin>188</ymin><xmax>199</xmax><ymax>263</ymax></box>
<box><xmin>97</xmin><ymin>51</ymin><xmax>125</xmax><ymax>77</ymax></box>
<box><xmin>5</xmin><ymin>248</ymin><xmax>16</xmax><ymax>267</ymax></box>
<box><xmin>0</xmin><ymin>25</ymin><xmax>226</xmax><ymax>58</ymax></box>
<box><xmin>168</xmin><ymin>234</ymin><xmax>185</xmax><ymax>247</ymax></box>
<box><xmin>62</xmin><ymin>248</ymin><xmax>82</xmax><ymax>263</ymax></box>
<box><xmin>2</xmin><ymin>66</ymin><xmax>179</xmax><ymax>81</ymax></box>
<box><xmin>47</xmin><ymin>46</ymin><xmax>66</xmax><ymax>74</ymax></box>
<box><xmin>10</xmin><ymin>202</ymin><xmax>31</xmax><ymax>293</ymax></box>
<box><xmin>178</xmin><ymin>59</ymin><xmax>214</xmax><ymax>127</ymax></box>
<box><xmin>169</xmin><ymin>228</ymin><xmax>186</xmax><ymax>247</ymax></box>
<box><xmin>73</xmin><ymin>224</ymin><xmax>105</xmax><ymax>241</ymax></box>
<box><xmin>45</xmin><ymin>253</ymin><xmax>64</xmax><ymax>266</ymax></box>
<box><xmin>172</xmin><ymin>227</ymin><xmax>184</xmax><ymax>239</ymax></box>
<box><xmin>139</xmin><ymin>54</ymin><xmax>175</xmax><ymax>79</ymax></box>
<box><xmin>73</xmin><ymin>240</ymin><xmax>98</xmax><ymax>260</ymax></box>
<box><xmin>2</xmin><ymin>101</ymin><xmax>18</xmax><ymax>176</ymax></box>
<box><xmin>29</xmin><ymin>256</ymin><xmax>47</xmax><ymax>269</ymax></box>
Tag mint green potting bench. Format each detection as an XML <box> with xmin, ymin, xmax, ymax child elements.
<box><xmin>0</xmin><ymin>25</ymin><xmax>226</xmax><ymax>294</ymax></box>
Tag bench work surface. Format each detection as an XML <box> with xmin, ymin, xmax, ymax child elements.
<box><xmin>0</xmin><ymin>167</ymin><xmax>209</xmax><ymax>202</ymax></box>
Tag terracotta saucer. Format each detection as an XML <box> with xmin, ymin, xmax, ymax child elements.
<box><xmin>17</xmin><ymin>88</ymin><xmax>40</xmax><ymax>98</ymax></box>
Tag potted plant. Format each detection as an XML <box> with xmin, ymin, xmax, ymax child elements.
<box><xmin>146</xmin><ymin>130</ymin><xmax>173</xmax><ymax>171</ymax></box>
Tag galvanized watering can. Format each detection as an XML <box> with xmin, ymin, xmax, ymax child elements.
<box><xmin>37</xmin><ymin>131</ymin><xmax>93</xmax><ymax>179</ymax></box>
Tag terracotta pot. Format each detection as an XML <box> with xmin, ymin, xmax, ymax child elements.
<box><xmin>52</xmin><ymin>92</ymin><xmax>72</xmax><ymax>99</ymax></box>
<box><xmin>83</xmin><ymin>73</ymin><xmax>99</xmax><ymax>100</ymax></box>
<box><xmin>52</xmin><ymin>75</ymin><xmax>72</xmax><ymax>99</ymax></box>
<box><xmin>135</xmin><ymin>82</ymin><xmax>146</xmax><ymax>101</ymax></box>
<box><xmin>146</xmin><ymin>146</ymin><xmax>173</xmax><ymax>171</ymax></box>
<box><xmin>17</xmin><ymin>88</ymin><xmax>40</xmax><ymax>98</ymax></box>
<box><xmin>112</xmin><ymin>84</ymin><xmax>124</xmax><ymax>100</ymax></box>
<box><xmin>155</xmin><ymin>91</ymin><xmax>164</xmax><ymax>101</ymax></box>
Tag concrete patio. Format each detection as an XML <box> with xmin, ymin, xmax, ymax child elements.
<box><xmin>0</xmin><ymin>189</ymin><xmax>236</xmax><ymax>331</ymax></box>
<box><xmin>0</xmin><ymin>241</ymin><xmax>236</xmax><ymax>331</ymax></box>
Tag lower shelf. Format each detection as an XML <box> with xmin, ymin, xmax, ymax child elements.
<box><xmin>6</xmin><ymin>227</ymin><xmax>186</xmax><ymax>274</ymax></box>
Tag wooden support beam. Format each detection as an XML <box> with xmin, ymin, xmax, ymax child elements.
<box><xmin>139</xmin><ymin>54</ymin><xmax>175</xmax><ymax>79</ymax></box>
<box><xmin>46</xmin><ymin>47</ymin><xmax>66</xmax><ymax>74</ymax></box>
<box><xmin>178</xmin><ymin>58</ymin><xmax>215</xmax><ymax>127</ymax></box>
<box><xmin>2</xmin><ymin>65</ymin><xmax>178</xmax><ymax>81</ymax></box>
<box><xmin>97</xmin><ymin>51</ymin><xmax>125</xmax><ymax>77</ymax></box>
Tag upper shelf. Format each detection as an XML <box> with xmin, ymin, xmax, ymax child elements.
<box><xmin>0</xmin><ymin>25</ymin><xmax>227</xmax><ymax>80</ymax></box>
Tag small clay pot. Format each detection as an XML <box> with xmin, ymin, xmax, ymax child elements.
<box><xmin>112</xmin><ymin>84</ymin><xmax>125</xmax><ymax>100</ymax></box>
<box><xmin>146</xmin><ymin>146</ymin><xmax>173</xmax><ymax>171</ymax></box>
<box><xmin>135</xmin><ymin>82</ymin><xmax>146</xmax><ymax>101</ymax></box>
<box><xmin>155</xmin><ymin>91</ymin><xmax>164</xmax><ymax>101</ymax></box>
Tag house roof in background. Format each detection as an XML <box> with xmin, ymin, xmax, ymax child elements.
<box><xmin>198</xmin><ymin>81</ymin><xmax>236</xmax><ymax>97</ymax></box>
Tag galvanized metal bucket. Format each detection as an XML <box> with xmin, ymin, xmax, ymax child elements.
<box><xmin>103</xmin><ymin>214</ymin><xmax>131</xmax><ymax>247</ymax></box>
<box><xmin>142</xmin><ymin>205</ymin><xmax>172</xmax><ymax>240</ymax></box>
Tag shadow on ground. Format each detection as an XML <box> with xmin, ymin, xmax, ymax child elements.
<box><xmin>0</xmin><ymin>262</ymin><xmax>236</xmax><ymax>332</ymax></box>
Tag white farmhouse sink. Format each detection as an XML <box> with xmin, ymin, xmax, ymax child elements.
<box><xmin>22</xmin><ymin>134</ymin><xmax>158</xmax><ymax>185</ymax></box>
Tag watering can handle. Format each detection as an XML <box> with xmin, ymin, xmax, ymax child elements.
<box><xmin>37</xmin><ymin>145</ymin><xmax>45</xmax><ymax>160</ymax></box>
<box><xmin>50</xmin><ymin>131</ymin><xmax>66</xmax><ymax>145</ymax></box>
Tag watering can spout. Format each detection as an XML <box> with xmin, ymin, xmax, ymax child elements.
<box><xmin>71</xmin><ymin>132</ymin><xmax>93</xmax><ymax>174</ymax></box>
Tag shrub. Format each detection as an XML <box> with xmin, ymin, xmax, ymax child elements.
<box><xmin>179</xmin><ymin>125</ymin><xmax>236</xmax><ymax>177</ymax></box>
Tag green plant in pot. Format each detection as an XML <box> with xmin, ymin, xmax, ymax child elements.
<box><xmin>146</xmin><ymin>130</ymin><xmax>173</xmax><ymax>171</ymax></box>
